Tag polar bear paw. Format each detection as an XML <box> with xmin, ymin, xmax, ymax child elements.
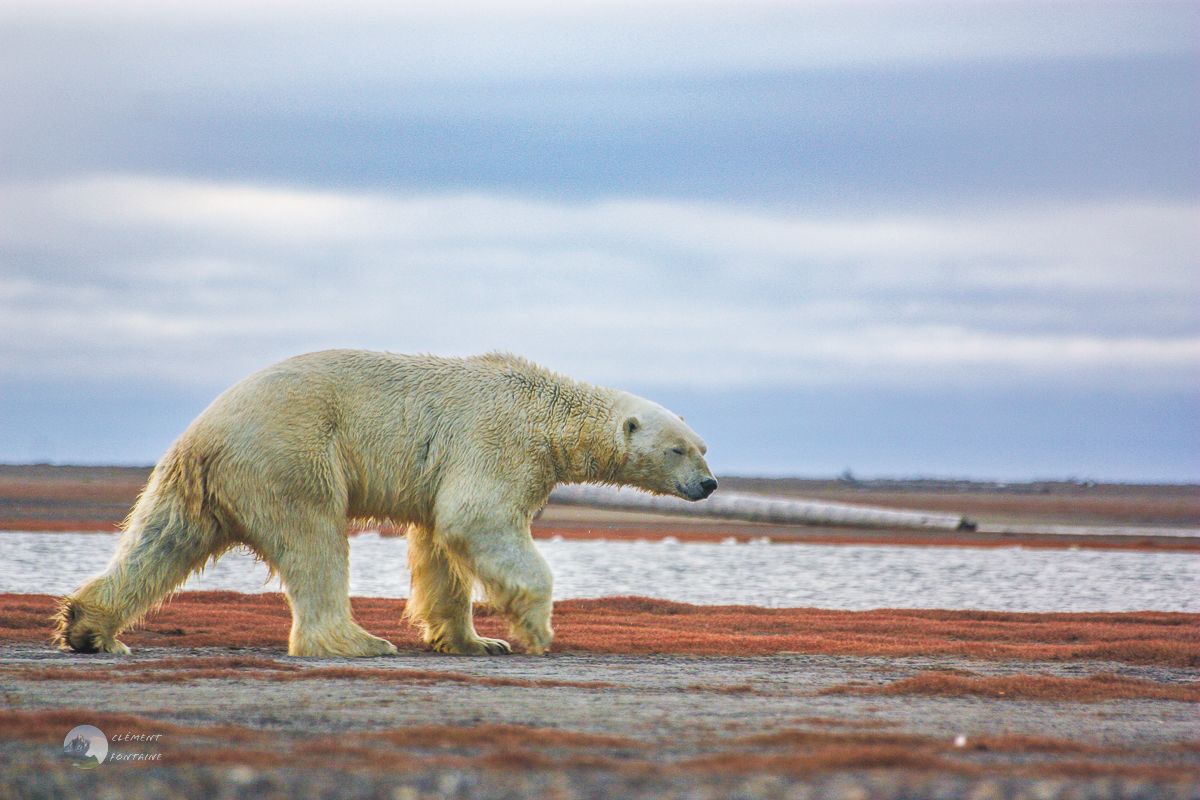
<box><xmin>54</xmin><ymin>598</ymin><xmax>132</xmax><ymax>655</ymax></box>
<box><xmin>428</xmin><ymin>633</ymin><xmax>512</xmax><ymax>656</ymax></box>
<box><xmin>290</xmin><ymin>626</ymin><xmax>399</xmax><ymax>658</ymax></box>
<box><xmin>351</xmin><ymin>634</ymin><xmax>401</xmax><ymax>657</ymax></box>
<box><xmin>100</xmin><ymin>638</ymin><xmax>133</xmax><ymax>655</ymax></box>
<box><xmin>69</xmin><ymin>635</ymin><xmax>132</xmax><ymax>655</ymax></box>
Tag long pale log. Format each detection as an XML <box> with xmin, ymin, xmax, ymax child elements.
<box><xmin>549</xmin><ymin>484</ymin><xmax>976</xmax><ymax>531</ymax></box>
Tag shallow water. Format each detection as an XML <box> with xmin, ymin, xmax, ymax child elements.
<box><xmin>4</xmin><ymin>531</ymin><xmax>1197</xmax><ymax>613</ymax></box>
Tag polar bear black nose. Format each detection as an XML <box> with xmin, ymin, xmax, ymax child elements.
<box><xmin>699</xmin><ymin>477</ymin><xmax>718</xmax><ymax>498</ymax></box>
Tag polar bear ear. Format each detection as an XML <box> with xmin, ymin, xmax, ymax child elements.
<box><xmin>623</xmin><ymin>416</ymin><xmax>640</xmax><ymax>438</ymax></box>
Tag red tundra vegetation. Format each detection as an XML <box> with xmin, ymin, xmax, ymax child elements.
<box><xmin>2</xmin><ymin>592</ymin><xmax>1196</xmax><ymax>666</ymax></box>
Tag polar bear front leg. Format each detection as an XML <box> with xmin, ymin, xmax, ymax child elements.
<box><xmin>255</xmin><ymin>512</ymin><xmax>397</xmax><ymax>658</ymax></box>
<box><xmin>475</xmin><ymin>535</ymin><xmax>555</xmax><ymax>655</ymax></box>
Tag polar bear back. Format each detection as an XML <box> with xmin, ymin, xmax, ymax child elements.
<box><xmin>178</xmin><ymin>350</ymin><xmax>614</xmax><ymax>526</ymax></box>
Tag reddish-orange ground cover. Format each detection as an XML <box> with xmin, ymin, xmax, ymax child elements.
<box><xmin>3</xmin><ymin>592</ymin><xmax>1196</xmax><ymax>666</ymax></box>
<box><xmin>5</xmin><ymin>706</ymin><xmax>1196</xmax><ymax>780</ymax></box>
<box><xmin>818</xmin><ymin>671</ymin><xmax>1200</xmax><ymax>702</ymax></box>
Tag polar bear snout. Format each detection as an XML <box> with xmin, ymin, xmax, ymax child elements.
<box><xmin>679</xmin><ymin>476</ymin><xmax>718</xmax><ymax>501</ymax></box>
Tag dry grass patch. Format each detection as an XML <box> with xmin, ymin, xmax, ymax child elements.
<box><xmin>362</xmin><ymin>724</ymin><xmax>638</xmax><ymax>750</ymax></box>
<box><xmin>818</xmin><ymin>671</ymin><xmax>1200</xmax><ymax>702</ymax></box>
<box><xmin>683</xmin><ymin>747</ymin><xmax>958</xmax><ymax>775</ymax></box>
<box><xmin>3</xmin><ymin>592</ymin><xmax>1197</xmax><ymax>665</ymax></box>
<box><xmin>0</xmin><ymin>709</ymin><xmax>267</xmax><ymax>746</ymax></box>
<box><xmin>0</xmin><ymin>710</ymin><xmax>638</xmax><ymax>774</ymax></box>
<box><xmin>7</xmin><ymin>656</ymin><xmax>616</xmax><ymax>691</ymax></box>
<box><xmin>551</xmin><ymin>597</ymin><xmax>1200</xmax><ymax>666</ymax></box>
<box><xmin>4</xmin><ymin>709</ymin><xmax>1197</xmax><ymax>781</ymax></box>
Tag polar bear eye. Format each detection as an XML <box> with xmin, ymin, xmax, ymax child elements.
<box><xmin>670</xmin><ymin>447</ymin><xmax>685</xmax><ymax>456</ymax></box>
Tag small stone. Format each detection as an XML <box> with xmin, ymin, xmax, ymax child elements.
<box><xmin>784</xmin><ymin>783</ymin><xmax>816</xmax><ymax>800</ymax></box>
<box><xmin>966</xmin><ymin>779</ymin><xmax>1007</xmax><ymax>800</ymax></box>
<box><xmin>1022</xmin><ymin>780</ymin><xmax>1064</xmax><ymax>800</ymax></box>
<box><xmin>818</xmin><ymin>776</ymin><xmax>868</xmax><ymax>800</ymax></box>
<box><xmin>226</xmin><ymin>766</ymin><xmax>257</xmax><ymax>787</ymax></box>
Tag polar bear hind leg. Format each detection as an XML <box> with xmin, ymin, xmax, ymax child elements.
<box><xmin>55</xmin><ymin>495</ymin><xmax>223</xmax><ymax>654</ymax></box>
<box><xmin>405</xmin><ymin>525</ymin><xmax>512</xmax><ymax>655</ymax></box>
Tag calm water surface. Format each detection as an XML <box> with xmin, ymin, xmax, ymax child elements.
<box><xmin>4</xmin><ymin>531</ymin><xmax>1197</xmax><ymax>613</ymax></box>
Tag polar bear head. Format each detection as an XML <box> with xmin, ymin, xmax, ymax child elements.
<box><xmin>616</xmin><ymin>395</ymin><xmax>717</xmax><ymax>501</ymax></box>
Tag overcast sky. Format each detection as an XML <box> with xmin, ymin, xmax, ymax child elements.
<box><xmin>1</xmin><ymin>0</ymin><xmax>1196</xmax><ymax>481</ymax></box>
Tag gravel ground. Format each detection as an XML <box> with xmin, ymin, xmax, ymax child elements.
<box><xmin>2</xmin><ymin>643</ymin><xmax>1197</xmax><ymax>799</ymax></box>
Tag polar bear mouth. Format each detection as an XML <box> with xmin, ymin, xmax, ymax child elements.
<box><xmin>677</xmin><ymin>478</ymin><xmax>718</xmax><ymax>501</ymax></box>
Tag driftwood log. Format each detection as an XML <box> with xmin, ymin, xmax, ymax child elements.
<box><xmin>548</xmin><ymin>485</ymin><xmax>976</xmax><ymax>531</ymax></box>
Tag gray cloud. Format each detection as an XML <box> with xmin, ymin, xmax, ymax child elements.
<box><xmin>1</xmin><ymin>2</ymin><xmax>1195</xmax><ymax>204</ymax></box>
<box><xmin>2</xmin><ymin>177</ymin><xmax>1194</xmax><ymax>393</ymax></box>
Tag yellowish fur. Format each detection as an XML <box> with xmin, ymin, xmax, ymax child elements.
<box><xmin>55</xmin><ymin>350</ymin><xmax>715</xmax><ymax>657</ymax></box>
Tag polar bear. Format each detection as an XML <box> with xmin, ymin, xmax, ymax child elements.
<box><xmin>55</xmin><ymin>350</ymin><xmax>716</xmax><ymax>657</ymax></box>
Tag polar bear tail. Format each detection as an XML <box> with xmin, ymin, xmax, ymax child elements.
<box><xmin>54</xmin><ymin>445</ymin><xmax>227</xmax><ymax>654</ymax></box>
